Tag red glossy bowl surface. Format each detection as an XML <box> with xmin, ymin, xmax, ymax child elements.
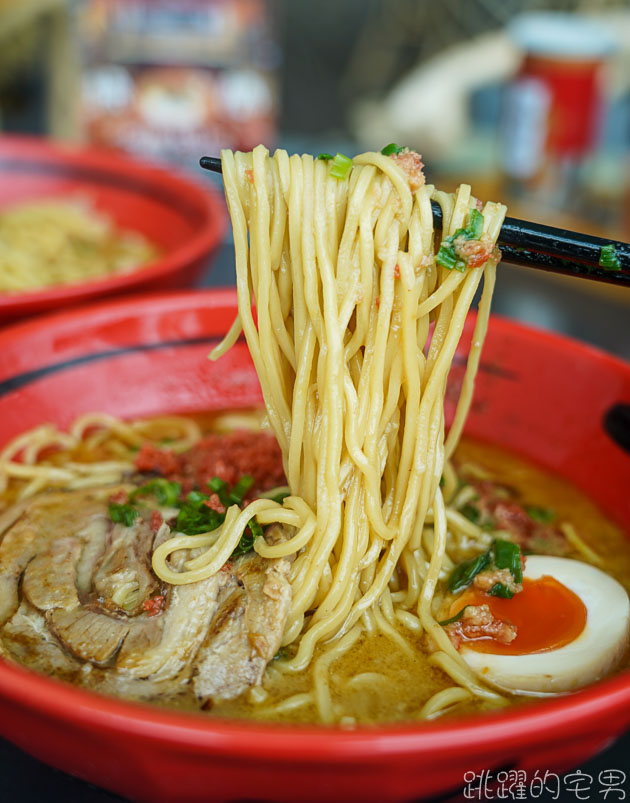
<box><xmin>0</xmin><ymin>137</ymin><xmax>226</xmax><ymax>323</ymax></box>
<box><xmin>0</xmin><ymin>290</ymin><xmax>629</xmax><ymax>803</ymax></box>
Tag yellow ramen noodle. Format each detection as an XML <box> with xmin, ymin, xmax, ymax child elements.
<box><xmin>0</xmin><ymin>199</ymin><xmax>157</xmax><ymax>292</ymax></box>
<box><xmin>149</xmin><ymin>145</ymin><xmax>508</xmax><ymax>718</ymax></box>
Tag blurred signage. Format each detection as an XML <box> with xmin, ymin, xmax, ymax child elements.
<box><xmin>76</xmin><ymin>0</ymin><xmax>278</xmax><ymax>168</ymax></box>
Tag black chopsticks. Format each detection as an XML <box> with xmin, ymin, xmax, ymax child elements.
<box><xmin>200</xmin><ymin>155</ymin><xmax>630</xmax><ymax>287</ymax></box>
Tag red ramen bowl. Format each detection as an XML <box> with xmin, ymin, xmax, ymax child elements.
<box><xmin>0</xmin><ymin>290</ymin><xmax>628</xmax><ymax>803</ymax></box>
<box><xmin>0</xmin><ymin>137</ymin><xmax>226</xmax><ymax>324</ymax></box>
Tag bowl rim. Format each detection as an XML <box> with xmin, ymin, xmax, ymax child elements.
<box><xmin>1</xmin><ymin>286</ymin><xmax>629</xmax><ymax>384</ymax></box>
<box><xmin>0</xmin><ymin>288</ymin><xmax>629</xmax><ymax>761</ymax></box>
<box><xmin>1</xmin><ymin>639</ymin><xmax>629</xmax><ymax>762</ymax></box>
<box><xmin>0</xmin><ymin>136</ymin><xmax>226</xmax><ymax>314</ymax></box>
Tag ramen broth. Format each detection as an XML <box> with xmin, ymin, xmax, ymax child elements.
<box><xmin>1</xmin><ymin>412</ymin><xmax>628</xmax><ymax>724</ymax></box>
<box><xmin>205</xmin><ymin>437</ymin><xmax>630</xmax><ymax>724</ymax></box>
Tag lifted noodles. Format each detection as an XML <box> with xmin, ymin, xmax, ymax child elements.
<box><xmin>150</xmin><ymin>145</ymin><xmax>507</xmax><ymax>718</ymax></box>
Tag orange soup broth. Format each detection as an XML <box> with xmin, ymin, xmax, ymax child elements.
<box><xmin>212</xmin><ymin>435</ymin><xmax>630</xmax><ymax>724</ymax></box>
<box><xmin>5</xmin><ymin>417</ymin><xmax>630</xmax><ymax>724</ymax></box>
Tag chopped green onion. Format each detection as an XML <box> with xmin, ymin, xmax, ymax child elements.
<box><xmin>436</xmin><ymin>243</ymin><xmax>468</xmax><ymax>273</ymax></box>
<box><xmin>381</xmin><ymin>143</ymin><xmax>405</xmax><ymax>156</ymax></box>
<box><xmin>207</xmin><ymin>477</ymin><xmax>226</xmax><ymax>492</ymax></box>
<box><xmin>436</xmin><ymin>209</ymin><xmax>485</xmax><ymax>272</ymax></box>
<box><xmin>438</xmin><ymin>605</ymin><xmax>470</xmax><ymax>626</ymax></box>
<box><xmin>130</xmin><ymin>479</ymin><xmax>181</xmax><ymax>507</ymax></box>
<box><xmin>436</xmin><ymin>246</ymin><xmax>467</xmax><ymax>272</ymax></box>
<box><xmin>231</xmin><ymin>532</ymin><xmax>255</xmax><ymax>557</ymax></box>
<box><xmin>271</xmin><ymin>489</ymin><xmax>290</xmax><ymax>504</ymax></box>
<box><xmin>487</xmin><ymin>582</ymin><xmax>515</xmax><ymax>599</ymax></box>
<box><xmin>176</xmin><ymin>476</ymin><xmax>261</xmax><ymax>537</ymax></box>
<box><xmin>329</xmin><ymin>153</ymin><xmax>353</xmax><ymax>180</ymax></box>
<box><xmin>249</xmin><ymin>517</ymin><xmax>264</xmax><ymax>539</ymax></box>
<box><xmin>207</xmin><ymin>476</ymin><xmax>231</xmax><ymax>507</ymax></box>
<box><xmin>231</xmin><ymin>516</ymin><xmax>264</xmax><ymax>557</ymax></box>
<box><xmin>599</xmin><ymin>244</ymin><xmax>621</xmax><ymax>271</ymax></box>
<box><xmin>468</xmin><ymin>208</ymin><xmax>484</xmax><ymax>239</ymax></box>
<box><xmin>176</xmin><ymin>491</ymin><xmax>223</xmax><ymax>535</ymax></box>
<box><xmin>109</xmin><ymin>502</ymin><xmax>139</xmax><ymax>527</ymax></box>
<box><xmin>436</xmin><ymin>243</ymin><xmax>458</xmax><ymax>270</ymax></box>
<box><xmin>317</xmin><ymin>152</ymin><xmax>333</xmax><ymax>160</ymax></box>
<box><xmin>448</xmin><ymin>538</ymin><xmax>522</xmax><ymax>595</ymax></box>
<box><xmin>493</xmin><ymin>538</ymin><xmax>523</xmax><ymax>584</ymax></box>
<box><xmin>187</xmin><ymin>490</ymin><xmax>208</xmax><ymax>506</ymax></box>
<box><xmin>229</xmin><ymin>474</ymin><xmax>254</xmax><ymax>505</ymax></box>
<box><xmin>448</xmin><ymin>550</ymin><xmax>492</xmax><ymax>594</ymax></box>
<box><xmin>525</xmin><ymin>505</ymin><xmax>555</xmax><ymax>524</ymax></box>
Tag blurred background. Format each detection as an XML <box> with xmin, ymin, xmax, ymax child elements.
<box><xmin>0</xmin><ymin>0</ymin><xmax>630</xmax><ymax>356</ymax></box>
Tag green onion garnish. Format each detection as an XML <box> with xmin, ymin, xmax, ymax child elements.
<box><xmin>108</xmin><ymin>502</ymin><xmax>139</xmax><ymax>527</ymax></box>
<box><xmin>208</xmin><ymin>476</ymin><xmax>231</xmax><ymax>507</ymax></box>
<box><xmin>130</xmin><ymin>478</ymin><xmax>181</xmax><ymax>507</ymax></box>
<box><xmin>178</xmin><ymin>478</ymin><xmax>264</xmax><ymax>557</ymax></box>
<box><xmin>381</xmin><ymin>143</ymin><xmax>405</xmax><ymax>156</ymax></box>
<box><xmin>448</xmin><ymin>551</ymin><xmax>492</xmax><ymax>593</ymax></box>
<box><xmin>438</xmin><ymin>605</ymin><xmax>470</xmax><ymax>626</ymax></box>
<box><xmin>447</xmin><ymin>538</ymin><xmax>523</xmax><ymax>594</ymax></box>
<box><xmin>229</xmin><ymin>474</ymin><xmax>254</xmax><ymax>505</ymax></box>
<box><xmin>231</xmin><ymin>515</ymin><xmax>264</xmax><ymax>557</ymax></box>
<box><xmin>436</xmin><ymin>242</ymin><xmax>465</xmax><ymax>272</ymax></box>
<box><xmin>110</xmin><ymin>472</ymin><xmax>262</xmax><ymax>558</ymax></box>
<box><xmin>493</xmin><ymin>538</ymin><xmax>523</xmax><ymax>584</ymax></box>
<box><xmin>317</xmin><ymin>153</ymin><xmax>333</xmax><ymax>160</ymax></box>
<box><xmin>599</xmin><ymin>244</ymin><xmax>621</xmax><ymax>271</ymax></box>
<box><xmin>436</xmin><ymin>209</ymin><xmax>485</xmax><ymax>272</ymax></box>
<box><xmin>176</xmin><ymin>492</ymin><xmax>223</xmax><ymax>535</ymax></box>
<box><xmin>525</xmin><ymin>505</ymin><xmax>555</xmax><ymax>524</ymax></box>
<box><xmin>329</xmin><ymin>153</ymin><xmax>353</xmax><ymax>180</ymax></box>
<box><xmin>468</xmin><ymin>208</ymin><xmax>484</xmax><ymax>239</ymax></box>
<box><xmin>487</xmin><ymin>582</ymin><xmax>515</xmax><ymax>599</ymax></box>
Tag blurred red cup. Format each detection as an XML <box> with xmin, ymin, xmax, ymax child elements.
<box><xmin>502</xmin><ymin>12</ymin><xmax>615</xmax><ymax>196</ymax></box>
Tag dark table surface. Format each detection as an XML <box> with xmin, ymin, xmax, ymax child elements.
<box><xmin>2</xmin><ymin>235</ymin><xmax>630</xmax><ymax>802</ymax></box>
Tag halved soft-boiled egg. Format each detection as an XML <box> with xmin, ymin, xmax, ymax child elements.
<box><xmin>451</xmin><ymin>555</ymin><xmax>630</xmax><ymax>695</ymax></box>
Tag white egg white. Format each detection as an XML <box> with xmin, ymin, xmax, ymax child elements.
<box><xmin>460</xmin><ymin>555</ymin><xmax>630</xmax><ymax>695</ymax></box>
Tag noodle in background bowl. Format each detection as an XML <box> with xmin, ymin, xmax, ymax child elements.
<box><xmin>0</xmin><ymin>136</ymin><xmax>226</xmax><ymax>324</ymax></box>
<box><xmin>0</xmin><ymin>289</ymin><xmax>629</xmax><ymax>803</ymax></box>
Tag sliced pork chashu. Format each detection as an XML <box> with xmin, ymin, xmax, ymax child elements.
<box><xmin>92</xmin><ymin>518</ymin><xmax>160</xmax><ymax>615</ymax></box>
<box><xmin>2</xmin><ymin>601</ymin><xmax>82</xmax><ymax>677</ymax></box>
<box><xmin>116</xmin><ymin>571</ymin><xmax>230</xmax><ymax>679</ymax></box>
<box><xmin>193</xmin><ymin>554</ymin><xmax>292</xmax><ymax>703</ymax></box>
<box><xmin>0</xmin><ymin>489</ymin><xmax>113</xmax><ymax>627</ymax></box>
<box><xmin>0</xmin><ymin>486</ymin><xmax>294</xmax><ymax>706</ymax></box>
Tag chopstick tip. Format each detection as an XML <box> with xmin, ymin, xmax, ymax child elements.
<box><xmin>199</xmin><ymin>156</ymin><xmax>222</xmax><ymax>173</ymax></box>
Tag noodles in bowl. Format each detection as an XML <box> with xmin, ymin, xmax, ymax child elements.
<box><xmin>0</xmin><ymin>146</ymin><xmax>629</xmax><ymax>730</ymax></box>
<box><xmin>0</xmin><ymin>198</ymin><xmax>158</xmax><ymax>293</ymax></box>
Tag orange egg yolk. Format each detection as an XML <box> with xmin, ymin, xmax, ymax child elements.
<box><xmin>448</xmin><ymin>575</ymin><xmax>587</xmax><ymax>655</ymax></box>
